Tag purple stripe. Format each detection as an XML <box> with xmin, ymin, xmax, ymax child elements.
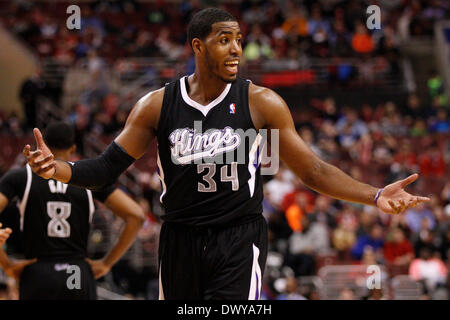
<box><xmin>255</xmin><ymin>272</ymin><xmax>259</xmax><ymax>300</ymax></box>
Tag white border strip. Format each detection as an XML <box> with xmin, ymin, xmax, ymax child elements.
<box><xmin>18</xmin><ymin>164</ymin><xmax>33</xmax><ymax>231</ymax></box>
<box><xmin>180</xmin><ymin>76</ymin><xmax>231</xmax><ymax>117</ymax></box>
<box><xmin>248</xmin><ymin>243</ymin><xmax>262</xmax><ymax>300</ymax></box>
<box><xmin>157</xmin><ymin>151</ymin><xmax>167</xmax><ymax>203</ymax></box>
<box><xmin>87</xmin><ymin>189</ymin><xmax>95</xmax><ymax>223</ymax></box>
<box><xmin>247</xmin><ymin>134</ymin><xmax>263</xmax><ymax>197</ymax></box>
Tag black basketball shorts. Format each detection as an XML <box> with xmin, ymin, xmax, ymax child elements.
<box><xmin>19</xmin><ymin>257</ymin><xmax>97</xmax><ymax>300</ymax></box>
<box><xmin>158</xmin><ymin>216</ymin><xmax>268</xmax><ymax>300</ymax></box>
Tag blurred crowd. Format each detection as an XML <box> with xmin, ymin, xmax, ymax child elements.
<box><xmin>0</xmin><ymin>0</ymin><xmax>449</xmax><ymax>300</ymax></box>
<box><xmin>1</xmin><ymin>0</ymin><xmax>449</xmax><ymax>63</ymax></box>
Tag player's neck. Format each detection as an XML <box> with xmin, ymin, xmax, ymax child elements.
<box><xmin>187</xmin><ymin>70</ymin><xmax>228</xmax><ymax>106</ymax></box>
<box><xmin>52</xmin><ymin>150</ymin><xmax>70</xmax><ymax>161</ymax></box>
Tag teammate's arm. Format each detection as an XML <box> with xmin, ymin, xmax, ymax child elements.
<box><xmin>86</xmin><ymin>189</ymin><xmax>145</xmax><ymax>279</ymax></box>
<box><xmin>250</xmin><ymin>84</ymin><xmax>430</xmax><ymax>214</ymax></box>
<box><xmin>0</xmin><ymin>223</ymin><xmax>12</xmax><ymax>246</ymax></box>
<box><xmin>23</xmin><ymin>88</ymin><xmax>164</xmax><ymax>189</ymax></box>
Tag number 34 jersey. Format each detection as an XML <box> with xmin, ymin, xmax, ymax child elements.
<box><xmin>156</xmin><ymin>76</ymin><xmax>265</xmax><ymax>228</ymax></box>
<box><xmin>0</xmin><ymin>165</ymin><xmax>114</xmax><ymax>259</ymax></box>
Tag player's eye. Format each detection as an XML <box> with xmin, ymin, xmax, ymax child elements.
<box><xmin>220</xmin><ymin>37</ymin><xmax>229</xmax><ymax>44</ymax></box>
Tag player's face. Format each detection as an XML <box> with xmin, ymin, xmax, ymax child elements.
<box><xmin>203</xmin><ymin>21</ymin><xmax>242</xmax><ymax>83</ymax></box>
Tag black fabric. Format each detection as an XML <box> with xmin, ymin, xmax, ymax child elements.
<box><xmin>0</xmin><ymin>167</ymin><xmax>110</xmax><ymax>259</ymax></box>
<box><xmin>19</xmin><ymin>258</ymin><xmax>96</xmax><ymax>300</ymax></box>
<box><xmin>68</xmin><ymin>141</ymin><xmax>135</xmax><ymax>190</ymax></box>
<box><xmin>156</xmin><ymin>76</ymin><xmax>264</xmax><ymax>228</ymax></box>
<box><xmin>159</xmin><ymin>217</ymin><xmax>268</xmax><ymax>300</ymax></box>
<box><xmin>0</xmin><ymin>168</ymin><xmax>27</xmax><ymax>200</ymax></box>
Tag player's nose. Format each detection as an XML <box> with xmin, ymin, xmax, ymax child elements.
<box><xmin>230</xmin><ymin>39</ymin><xmax>242</xmax><ymax>56</ymax></box>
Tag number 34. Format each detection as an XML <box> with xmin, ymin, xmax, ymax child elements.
<box><xmin>197</xmin><ymin>162</ymin><xmax>238</xmax><ymax>192</ymax></box>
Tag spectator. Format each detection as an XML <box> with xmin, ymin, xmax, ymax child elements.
<box><xmin>351</xmin><ymin>22</ymin><xmax>374</xmax><ymax>54</ymax></box>
<box><xmin>276</xmin><ymin>276</ymin><xmax>307</xmax><ymax>300</ymax></box>
<box><xmin>286</xmin><ymin>215</ymin><xmax>330</xmax><ymax>276</ymax></box>
<box><xmin>409</xmin><ymin>247</ymin><xmax>448</xmax><ymax>293</ymax></box>
<box><xmin>384</xmin><ymin>228</ymin><xmax>414</xmax><ymax>266</ymax></box>
<box><xmin>19</xmin><ymin>68</ymin><xmax>47</xmax><ymax>132</ymax></box>
<box><xmin>243</xmin><ymin>24</ymin><xmax>273</xmax><ymax>61</ymax></box>
<box><xmin>351</xmin><ymin>224</ymin><xmax>384</xmax><ymax>260</ymax></box>
<box><xmin>265</xmin><ymin>168</ymin><xmax>295</xmax><ymax>210</ymax></box>
<box><xmin>405</xmin><ymin>203</ymin><xmax>436</xmax><ymax>234</ymax></box>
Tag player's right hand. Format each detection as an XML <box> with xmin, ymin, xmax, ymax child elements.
<box><xmin>23</xmin><ymin>128</ymin><xmax>56</xmax><ymax>179</ymax></box>
<box><xmin>0</xmin><ymin>223</ymin><xmax>12</xmax><ymax>245</ymax></box>
<box><xmin>3</xmin><ymin>258</ymin><xmax>37</xmax><ymax>280</ymax></box>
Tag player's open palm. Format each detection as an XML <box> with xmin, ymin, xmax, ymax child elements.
<box><xmin>23</xmin><ymin>128</ymin><xmax>56</xmax><ymax>179</ymax></box>
<box><xmin>376</xmin><ymin>174</ymin><xmax>430</xmax><ymax>215</ymax></box>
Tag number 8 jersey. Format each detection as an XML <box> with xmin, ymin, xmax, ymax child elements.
<box><xmin>156</xmin><ymin>76</ymin><xmax>264</xmax><ymax>228</ymax></box>
<box><xmin>0</xmin><ymin>165</ymin><xmax>114</xmax><ymax>259</ymax></box>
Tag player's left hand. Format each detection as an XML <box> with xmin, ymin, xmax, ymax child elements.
<box><xmin>86</xmin><ymin>258</ymin><xmax>111</xmax><ymax>279</ymax></box>
<box><xmin>376</xmin><ymin>173</ymin><xmax>430</xmax><ymax>215</ymax></box>
<box><xmin>3</xmin><ymin>258</ymin><xmax>37</xmax><ymax>280</ymax></box>
<box><xmin>0</xmin><ymin>223</ymin><xmax>13</xmax><ymax>245</ymax></box>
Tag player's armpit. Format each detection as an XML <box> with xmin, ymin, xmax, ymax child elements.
<box><xmin>115</xmin><ymin>87</ymin><xmax>165</xmax><ymax>159</ymax></box>
<box><xmin>248</xmin><ymin>84</ymin><xmax>322</xmax><ymax>185</ymax></box>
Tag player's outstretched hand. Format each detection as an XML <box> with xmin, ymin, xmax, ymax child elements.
<box><xmin>376</xmin><ymin>173</ymin><xmax>430</xmax><ymax>215</ymax></box>
<box><xmin>3</xmin><ymin>258</ymin><xmax>37</xmax><ymax>280</ymax></box>
<box><xmin>0</xmin><ymin>223</ymin><xmax>12</xmax><ymax>246</ymax></box>
<box><xmin>23</xmin><ymin>128</ymin><xmax>56</xmax><ymax>179</ymax></box>
<box><xmin>86</xmin><ymin>258</ymin><xmax>111</xmax><ymax>279</ymax></box>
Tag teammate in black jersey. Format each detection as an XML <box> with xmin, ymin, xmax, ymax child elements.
<box><xmin>23</xmin><ymin>9</ymin><xmax>430</xmax><ymax>300</ymax></box>
<box><xmin>0</xmin><ymin>122</ymin><xmax>145</xmax><ymax>299</ymax></box>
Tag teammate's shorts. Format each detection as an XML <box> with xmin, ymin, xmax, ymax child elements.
<box><xmin>19</xmin><ymin>257</ymin><xmax>96</xmax><ymax>300</ymax></box>
<box><xmin>158</xmin><ymin>216</ymin><xmax>268</xmax><ymax>300</ymax></box>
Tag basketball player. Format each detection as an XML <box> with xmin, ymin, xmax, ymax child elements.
<box><xmin>23</xmin><ymin>8</ymin><xmax>429</xmax><ymax>299</ymax></box>
<box><xmin>0</xmin><ymin>122</ymin><xmax>145</xmax><ymax>299</ymax></box>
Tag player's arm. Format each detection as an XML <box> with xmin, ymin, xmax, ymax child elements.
<box><xmin>250</xmin><ymin>84</ymin><xmax>429</xmax><ymax>214</ymax></box>
<box><xmin>86</xmin><ymin>189</ymin><xmax>145</xmax><ymax>279</ymax></box>
<box><xmin>22</xmin><ymin>88</ymin><xmax>165</xmax><ymax>189</ymax></box>
<box><xmin>0</xmin><ymin>223</ymin><xmax>12</xmax><ymax>246</ymax></box>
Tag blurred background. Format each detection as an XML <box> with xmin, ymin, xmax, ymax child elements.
<box><xmin>0</xmin><ymin>0</ymin><xmax>449</xmax><ymax>300</ymax></box>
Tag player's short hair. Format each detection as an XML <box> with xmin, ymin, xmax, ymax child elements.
<box><xmin>187</xmin><ymin>7</ymin><xmax>237</xmax><ymax>48</ymax></box>
<box><xmin>43</xmin><ymin>121</ymin><xmax>75</xmax><ymax>150</ymax></box>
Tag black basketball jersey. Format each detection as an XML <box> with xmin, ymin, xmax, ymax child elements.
<box><xmin>156</xmin><ymin>76</ymin><xmax>265</xmax><ymax>227</ymax></box>
<box><xmin>0</xmin><ymin>165</ymin><xmax>114</xmax><ymax>259</ymax></box>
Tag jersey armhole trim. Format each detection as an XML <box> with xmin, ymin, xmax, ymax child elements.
<box><xmin>18</xmin><ymin>164</ymin><xmax>33</xmax><ymax>231</ymax></box>
<box><xmin>86</xmin><ymin>189</ymin><xmax>95</xmax><ymax>223</ymax></box>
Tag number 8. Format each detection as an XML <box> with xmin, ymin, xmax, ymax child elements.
<box><xmin>47</xmin><ymin>201</ymin><xmax>71</xmax><ymax>238</ymax></box>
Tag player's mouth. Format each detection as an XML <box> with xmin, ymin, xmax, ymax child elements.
<box><xmin>224</xmin><ymin>60</ymin><xmax>239</xmax><ymax>74</ymax></box>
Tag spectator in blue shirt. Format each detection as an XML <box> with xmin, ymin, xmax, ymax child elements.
<box><xmin>351</xmin><ymin>224</ymin><xmax>384</xmax><ymax>260</ymax></box>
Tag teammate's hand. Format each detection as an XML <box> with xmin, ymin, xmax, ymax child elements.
<box><xmin>376</xmin><ymin>174</ymin><xmax>430</xmax><ymax>215</ymax></box>
<box><xmin>23</xmin><ymin>128</ymin><xmax>56</xmax><ymax>179</ymax></box>
<box><xmin>86</xmin><ymin>258</ymin><xmax>111</xmax><ymax>279</ymax></box>
<box><xmin>3</xmin><ymin>258</ymin><xmax>37</xmax><ymax>280</ymax></box>
<box><xmin>0</xmin><ymin>223</ymin><xmax>12</xmax><ymax>245</ymax></box>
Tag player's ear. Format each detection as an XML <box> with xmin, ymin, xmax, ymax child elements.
<box><xmin>192</xmin><ymin>38</ymin><xmax>203</xmax><ymax>55</ymax></box>
<box><xmin>70</xmin><ymin>144</ymin><xmax>76</xmax><ymax>154</ymax></box>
